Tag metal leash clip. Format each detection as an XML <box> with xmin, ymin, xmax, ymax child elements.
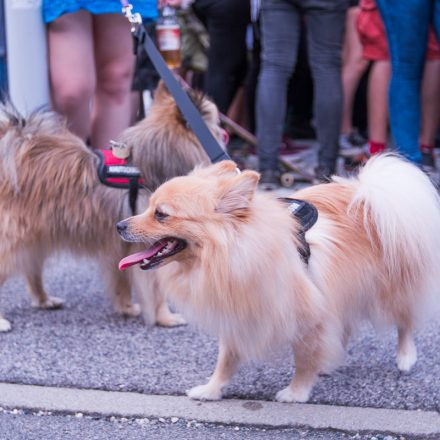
<box><xmin>121</xmin><ymin>2</ymin><xmax>142</xmax><ymax>32</ymax></box>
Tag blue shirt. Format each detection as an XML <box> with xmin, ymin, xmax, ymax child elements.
<box><xmin>43</xmin><ymin>1</ymin><xmax>157</xmax><ymax>23</ymax></box>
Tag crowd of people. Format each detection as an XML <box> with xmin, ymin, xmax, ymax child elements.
<box><xmin>43</xmin><ymin>0</ymin><xmax>440</xmax><ymax>190</ymax></box>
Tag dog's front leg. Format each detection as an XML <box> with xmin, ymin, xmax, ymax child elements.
<box><xmin>276</xmin><ymin>332</ymin><xmax>324</xmax><ymax>403</ymax></box>
<box><xmin>0</xmin><ymin>275</ymin><xmax>11</xmax><ymax>331</ymax></box>
<box><xmin>187</xmin><ymin>339</ymin><xmax>240</xmax><ymax>401</ymax></box>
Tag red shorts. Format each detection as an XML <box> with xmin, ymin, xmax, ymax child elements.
<box><xmin>356</xmin><ymin>7</ymin><xmax>440</xmax><ymax>61</ymax></box>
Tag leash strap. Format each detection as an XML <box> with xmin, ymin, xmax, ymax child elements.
<box><xmin>122</xmin><ymin>2</ymin><xmax>231</xmax><ymax>164</ymax></box>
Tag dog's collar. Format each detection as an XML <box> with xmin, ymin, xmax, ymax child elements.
<box><xmin>279</xmin><ymin>198</ymin><xmax>318</xmax><ymax>264</ymax></box>
<box><xmin>94</xmin><ymin>149</ymin><xmax>144</xmax><ymax>215</ymax></box>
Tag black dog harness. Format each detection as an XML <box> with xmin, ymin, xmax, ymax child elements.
<box><xmin>279</xmin><ymin>198</ymin><xmax>318</xmax><ymax>264</ymax></box>
<box><xmin>95</xmin><ymin>149</ymin><xmax>143</xmax><ymax>215</ymax></box>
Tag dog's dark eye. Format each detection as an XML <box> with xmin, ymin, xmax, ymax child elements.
<box><xmin>154</xmin><ymin>209</ymin><xmax>169</xmax><ymax>221</ymax></box>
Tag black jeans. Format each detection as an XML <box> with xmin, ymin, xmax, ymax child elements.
<box><xmin>193</xmin><ymin>0</ymin><xmax>250</xmax><ymax>114</ymax></box>
<box><xmin>256</xmin><ymin>0</ymin><xmax>349</xmax><ymax>172</ymax></box>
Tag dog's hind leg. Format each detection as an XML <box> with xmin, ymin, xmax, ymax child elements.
<box><xmin>131</xmin><ymin>270</ymin><xmax>186</xmax><ymax>326</ymax></box>
<box><xmin>151</xmin><ymin>272</ymin><xmax>186</xmax><ymax>327</ymax></box>
<box><xmin>396</xmin><ymin>325</ymin><xmax>417</xmax><ymax>372</ymax></box>
<box><xmin>155</xmin><ymin>300</ymin><xmax>186</xmax><ymax>327</ymax></box>
<box><xmin>104</xmin><ymin>261</ymin><xmax>141</xmax><ymax>317</ymax></box>
<box><xmin>187</xmin><ymin>340</ymin><xmax>240</xmax><ymax>401</ymax></box>
<box><xmin>22</xmin><ymin>253</ymin><xmax>63</xmax><ymax>309</ymax></box>
<box><xmin>0</xmin><ymin>314</ymin><xmax>11</xmax><ymax>332</ymax></box>
<box><xmin>25</xmin><ymin>262</ymin><xmax>64</xmax><ymax>309</ymax></box>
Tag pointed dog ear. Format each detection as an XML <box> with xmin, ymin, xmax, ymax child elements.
<box><xmin>192</xmin><ymin>160</ymin><xmax>239</xmax><ymax>179</ymax></box>
<box><xmin>216</xmin><ymin>170</ymin><xmax>260</xmax><ymax>215</ymax></box>
<box><xmin>207</xmin><ymin>160</ymin><xmax>238</xmax><ymax>176</ymax></box>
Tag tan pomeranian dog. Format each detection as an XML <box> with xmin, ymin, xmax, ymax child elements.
<box><xmin>0</xmin><ymin>83</ymin><xmax>222</xmax><ymax>332</ymax></box>
<box><xmin>117</xmin><ymin>155</ymin><xmax>440</xmax><ymax>403</ymax></box>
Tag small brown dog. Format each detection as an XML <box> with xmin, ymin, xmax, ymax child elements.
<box><xmin>118</xmin><ymin>156</ymin><xmax>440</xmax><ymax>403</ymax></box>
<box><xmin>0</xmin><ymin>83</ymin><xmax>222</xmax><ymax>332</ymax></box>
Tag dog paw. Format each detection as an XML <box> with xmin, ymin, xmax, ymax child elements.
<box><xmin>116</xmin><ymin>303</ymin><xmax>141</xmax><ymax>317</ymax></box>
<box><xmin>157</xmin><ymin>312</ymin><xmax>187</xmax><ymax>327</ymax></box>
<box><xmin>33</xmin><ymin>296</ymin><xmax>64</xmax><ymax>310</ymax></box>
<box><xmin>186</xmin><ymin>384</ymin><xmax>222</xmax><ymax>401</ymax></box>
<box><xmin>397</xmin><ymin>345</ymin><xmax>417</xmax><ymax>372</ymax></box>
<box><xmin>0</xmin><ymin>318</ymin><xmax>11</xmax><ymax>332</ymax></box>
<box><xmin>275</xmin><ymin>385</ymin><xmax>310</xmax><ymax>403</ymax></box>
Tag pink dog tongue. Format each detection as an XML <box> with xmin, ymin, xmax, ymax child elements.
<box><xmin>118</xmin><ymin>243</ymin><xmax>165</xmax><ymax>270</ymax></box>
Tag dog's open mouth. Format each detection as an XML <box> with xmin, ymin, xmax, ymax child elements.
<box><xmin>119</xmin><ymin>238</ymin><xmax>187</xmax><ymax>271</ymax></box>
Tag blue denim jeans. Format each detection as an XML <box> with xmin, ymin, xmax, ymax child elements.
<box><xmin>256</xmin><ymin>0</ymin><xmax>349</xmax><ymax>172</ymax></box>
<box><xmin>376</xmin><ymin>0</ymin><xmax>440</xmax><ymax>163</ymax></box>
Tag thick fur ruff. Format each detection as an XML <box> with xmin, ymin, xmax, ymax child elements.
<box><xmin>118</xmin><ymin>155</ymin><xmax>440</xmax><ymax>402</ymax></box>
<box><xmin>0</xmin><ymin>83</ymin><xmax>221</xmax><ymax>332</ymax></box>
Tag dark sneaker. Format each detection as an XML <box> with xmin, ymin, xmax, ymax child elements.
<box><xmin>419</xmin><ymin>148</ymin><xmax>438</xmax><ymax>184</ymax></box>
<box><xmin>344</xmin><ymin>150</ymin><xmax>370</xmax><ymax>174</ymax></box>
<box><xmin>259</xmin><ymin>169</ymin><xmax>280</xmax><ymax>191</ymax></box>
<box><xmin>313</xmin><ymin>164</ymin><xmax>334</xmax><ymax>184</ymax></box>
<box><xmin>339</xmin><ymin>131</ymin><xmax>367</xmax><ymax>158</ymax></box>
<box><xmin>418</xmin><ymin>150</ymin><xmax>439</xmax><ymax>187</ymax></box>
<box><xmin>421</xmin><ymin>147</ymin><xmax>436</xmax><ymax>169</ymax></box>
<box><xmin>280</xmin><ymin>136</ymin><xmax>309</xmax><ymax>156</ymax></box>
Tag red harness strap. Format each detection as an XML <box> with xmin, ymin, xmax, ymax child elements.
<box><xmin>95</xmin><ymin>149</ymin><xmax>143</xmax><ymax>187</ymax></box>
<box><xmin>95</xmin><ymin>149</ymin><xmax>143</xmax><ymax>215</ymax></box>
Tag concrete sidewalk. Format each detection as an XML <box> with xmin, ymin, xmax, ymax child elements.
<box><xmin>0</xmin><ymin>382</ymin><xmax>439</xmax><ymax>438</ymax></box>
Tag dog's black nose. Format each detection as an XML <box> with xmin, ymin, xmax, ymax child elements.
<box><xmin>116</xmin><ymin>221</ymin><xmax>128</xmax><ymax>234</ymax></box>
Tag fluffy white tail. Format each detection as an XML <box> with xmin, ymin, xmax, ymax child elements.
<box><xmin>348</xmin><ymin>154</ymin><xmax>440</xmax><ymax>300</ymax></box>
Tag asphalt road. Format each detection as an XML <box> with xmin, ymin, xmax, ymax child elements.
<box><xmin>0</xmin><ymin>254</ymin><xmax>439</xmax><ymax>414</ymax></box>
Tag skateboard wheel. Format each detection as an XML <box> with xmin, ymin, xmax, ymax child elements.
<box><xmin>280</xmin><ymin>172</ymin><xmax>295</xmax><ymax>187</ymax></box>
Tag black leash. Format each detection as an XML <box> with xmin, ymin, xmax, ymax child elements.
<box><xmin>121</xmin><ymin>2</ymin><xmax>231</xmax><ymax>165</ymax></box>
<box><xmin>119</xmin><ymin>3</ymin><xmax>319</xmax><ymax>263</ymax></box>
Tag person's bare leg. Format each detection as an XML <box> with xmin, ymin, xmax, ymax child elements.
<box><xmin>227</xmin><ymin>86</ymin><xmax>247</xmax><ymax>129</ymax></box>
<box><xmin>90</xmin><ymin>14</ymin><xmax>135</xmax><ymax>149</ymax></box>
<box><xmin>130</xmin><ymin>91</ymin><xmax>141</xmax><ymax>124</ymax></box>
<box><xmin>368</xmin><ymin>60</ymin><xmax>391</xmax><ymax>144</ymax></box>
<box><xmin>47</xmin><ymin>10</ymin><xmax>95</xmax><ymax>140</ymax></box>
<box><xmin>341</xmin><ymin>6</ymin><xmax>369</xmax><ymax>135</ymax></box>
<box><xmin>420</xmin><ymin>59</ymin><xmax>440</xmax><ymax>146</ymax></box>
